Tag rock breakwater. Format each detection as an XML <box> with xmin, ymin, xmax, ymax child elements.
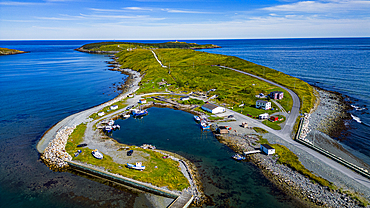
<box><xmin>41</xmin><ymin>126</ymin><xmax>75</xmax><ymax>170</ymax></box>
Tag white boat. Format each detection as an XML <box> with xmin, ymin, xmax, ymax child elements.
<box><xmin>92</xmin><ymin>149</ymin><xmax>103</xmax><ymax>159</ymax></box>
<box><xmin>132</xmin><ymin>109</ymin><xmax>148</xmax><ymax>117</ymax></box>
<box><xmin>200</xmin><ymin>121</ymin><xmax>210</xmax><ymax>130</ymax></box>
<box><xmin>108</xmin><ymin>119</ymin><xmax>114</xmax><ymax>126</ymax></box>
<box><xmin>123</xmin><ymin>114</ymin><xmax>130</xmax><ymax>119</ymax></box>
<box><xmin>127</xmin><ymin>162</ymin><xmax>145</xmax><ymax>171</ymax></box>
<box><xmin>104</xmin><ymin>125</ymin><xmax>113</xmax><ymax>132</ymax></box>
<box><xmin>194</xmin><ymin>115</ymin><xmax>201</xmax><ymax>122</ymax></box>
<box><xmin>113</xmin><ymin>124</ymin><xmax>120</xmax><ymax>129</ymax></box>
<box><xmin>232</xmin><ymin>154</ymin><xmax>245</xmax><ymax>161</ymax></box>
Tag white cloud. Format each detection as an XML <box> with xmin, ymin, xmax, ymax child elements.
<box><xmin>262</xmin><ymin>0</ymin><xmax>370</xmax><ymax>13</ymax></box>
<box><xmin>124</xmin><ymin>7</ymin><xmax>153</xmax><ymax>11</ymax></box>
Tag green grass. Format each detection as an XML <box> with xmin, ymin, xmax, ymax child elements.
<box><xmin>262</xmin><ymin>115</ymin><xmax>286</xmax><ymax>130</ymax></box>
<box><xmin>66</xmin><ymin>124</ymin><xmax>189</xmax><ymax>191</ymax></box>
<box><xmin>179</xmin><ymin>98</ymin><xmax>205</xmax><ymax>105</ymax></box>
<box><xmin>269</xmin><ymin>143</ymin><xmax>334</xmax><ymax>189</ymax></box>
<box><xmin>113</xmin><ymin>48</ymin><xmax>313</xmax><ymax>114</ymax></box>
<box><xmin>253</xmin><ymin>127</ymin><xmax>269</xmax><ymax>134</ymax></box>
<box><xmin>89</xmin><ymin>100</ymin><xmax>128</xmax><ymax>119</ymax></box>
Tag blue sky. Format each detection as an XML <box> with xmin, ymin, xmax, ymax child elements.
<box><xmin>0</xmin><ymin>0</ymin><xmax>369</xmax><ymax>40</ymax></box>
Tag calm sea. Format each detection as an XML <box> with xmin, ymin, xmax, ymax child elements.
<box><xmin>0</xmin><ymin>38</ymin><xmax>369</xmax><ymax>207</ymax></box>
<box><xmin>197</xmin><ymin>38</ymin><xmax>370</xmax><ymax>165</ymax></box>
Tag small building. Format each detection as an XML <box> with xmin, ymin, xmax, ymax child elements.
<box><xmin>180</xmin><ymin>96</ymin><xmax>190</xmax><ymax>101</ymax></box>
<box><xmin>217</xmin><ymin>126</ymin><xmax>229</xmax><ymax>134</ymax></box>
<box><xmin>270</xmin><ymin>116</ymin><xmax>279</xmax><ymax>122</ymax></box>
<box><xmin>260</xmin><ymin>144</ymin><xmax>275</xmax><ymax>155</ymax></box>
<box><xmin>110</xmin><ymin>105</ymin><xmax>118</xmax><ymax>110</ymax></box>
<box><xmin>127</xmin><ymin>94</ymin><xmax>134</xmax><ymax>98</ymax></box>
<box><xmin>270</xmin><ymin>91</ymin><xmax>284</xmax><ymax>100</ymax></box>
<box><xmin>139</xmin><ymin>99</ymin><xmax>147</xmax><ymax>104</ymax></box>
<box><xmin>256</xmin><ymin>100</ymin><xmax>271</xmax><ymax>110</ymax></box>
<box><xmin>201</xmin><ymin>103</ymin><xmax>226</xmax><ymax>114</ymax></box>
<box><xmin>98</xmin><ymin>112</ymin><xmax>105</xmax><ymax>117</ymax></box>
<box><xmin>259</xmin><ymin>113</ymin><xmax>269</xmax><ymax>120</ymax></box>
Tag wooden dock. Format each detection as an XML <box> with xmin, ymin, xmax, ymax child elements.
<box><xmin>244</xmin><ymin>150</ymin><xmax>261</xmax><ymax>155</ymax></box>
<box><xmin>167</xmin><ymin>192</ymin><xmax>194</xmax><ymax>208</ymax></box>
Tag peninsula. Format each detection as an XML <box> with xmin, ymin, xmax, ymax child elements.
<box><xmin>37</xmin><ymin>41</ymin><xmax>370</xmax><ymax>207</ymax></box>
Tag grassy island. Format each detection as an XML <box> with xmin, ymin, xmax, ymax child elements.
<box><xmin>0</xmin><ymin>47</ymin><xmax>27</xmax><ymax>55</ymax></box>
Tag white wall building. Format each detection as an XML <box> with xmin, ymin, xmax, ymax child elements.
<box><xmin>256</xmin><ymin>100</ymin><xmax>271</xmax><ymax>110</ymax></box>
<box><xmin>201</xmin><ymin>103</ymin><xmax>226</xmax><ymax>114</ymax></box>
<box><xmin>260</xmin><ymin>144</ymin><xmax>275</xmax><ymax>155</ymax></box>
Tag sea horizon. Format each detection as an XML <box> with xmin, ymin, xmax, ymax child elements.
<box><xmin>1</xmin><ymin>38</ymin><xmax>369</xmax><ymax>207</ymax></box>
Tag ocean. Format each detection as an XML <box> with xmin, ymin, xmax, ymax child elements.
<box><xmin>0</xmin><ymin>38</ymin><xmax>369</xmax><ymax>207</ymax></box>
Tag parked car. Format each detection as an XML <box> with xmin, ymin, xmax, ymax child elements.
<box><xmin>127</xmin><ymin>150</ymin><xmax>133</xmax><ymax>156</ymax></box>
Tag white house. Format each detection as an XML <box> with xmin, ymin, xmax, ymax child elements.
<box><xmin>110</xmin><ymin>105</ymin><xmax>118</xmax><ymax>110</ymax></box>
<box><xmin>256</xmin><ymin>100</ymin><xmax>271</xmax><ymax>110</ymax></box>
<box><xmin>139</xmin><ymin>99</ymin><xmax>147</xmax><ymax>104</ymax></box>
<box><xmin>98</xmin><ymin>112</ymin><xmax>105</xmax><ymax>117</ymax></box>
<box><xmin>259</xmin><ymin>113</ymin><xmax>269</xmax><ymax>120</ymax></box>
<box><xmin>201</xmin><ymin>103</ymin><xmax>226</xmax><ymax>114</ymax></box>
<box><xmin>260</xmin><ymin>144</ymin><xmax>275</xmax><ymax>155</ymax></box>
<box><xmin>180</xmin><ymin>96</ymin><xmax>190</xmax><ymax>101</ymax></box>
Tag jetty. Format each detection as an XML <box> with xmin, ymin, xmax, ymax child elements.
<box><xmin>67</xmin><ymin>161</ymin><xmax>194</xmax><ymax>207</ymax></box>
<box><xmin>244</xmin><ymin>150</ymin><xmax>261</xmax><ymax>155</ymax></box>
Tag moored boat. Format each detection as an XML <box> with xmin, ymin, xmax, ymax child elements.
<box><xmin>194</xmin><ymin>115</ymin><xmax>201</xmax><ymax>122</ymax></box>
<box><xmin>126</xmin><ymin>162</ymin><xmax>145</xmax><ymax>171</ymax></box>
<box><xmin>104</xmin><ymin>125</ymin><xmax>113</xmax><ymax>133</ymax></box>
<box><xmin>200</xmin><ymin>121</ymin><xmax>210</xmax><ymax>130</ymax></box>
<box><xmin>92</xmin><ymin>149</ymin><xmax>103</xmax><ymax>159</ymax></box>
<box><xmin>132</xmin><ymin>109</ymin><xmax>148</xmax><ymax>117</ymax></box>
<box><xmin>232</xmin><ymin>154</ymin><xmax>245</xmax><ymax>161</ymax></box>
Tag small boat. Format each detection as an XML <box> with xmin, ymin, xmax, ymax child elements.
<box><xmin>112</xmin><ymin>124</ymin><xmax>120</xmax><ymax>130</ymax></box>
<box><xmin>123</xmin><ymin>114</ymin><xmax>130</xmax><ymax>119</ymax></box>
<box><xmin>132</xmin><ymin>109</ymin><xmax>148</xmax><ymax>117</ymax></box>
<box><xmin>127</xmin><ymin>162</ymin><xmax>145</xmax><ymax>171</ymax></box>
<box><xmin>232</xmin><ymin>154</ymin><xmax>245</xmax><ymax>161</ymax></box>
<box><xmin>104</xmin><ymin>125</ymin><xmax>113</xmax><ymax>133</ymax></box>
<box><xmin>92</xmin><ymin>149</ymin><xmax>103</xmax><ymax>159</ymax></box>
<box><xmin>74</xmin><ymin>150</ymin><xmax>82</xmax><ymax>157</ymax></box>
<box><xmin>77</xmin><ymin>143</ymin><xmax>87</xmax><ymax>147</ymax></box>
<box><xmin>200</xmin><ymin>121</ymin><xmax>210</xmax><ymax>130</ymax></box>
<box><xmin>108</xmin><ymin>119</ymin><xmax>114</xmax><ymax>126</ymax></box>
<box><xmin>194</xmin><ymin>115</ymin><xmax>201</xmax><ymax>122</ymax></box>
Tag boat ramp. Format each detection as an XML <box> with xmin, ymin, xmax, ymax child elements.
<box><xmin>244</xmin><ymin>149</ymin><xmax>261</xmax><ymax>155</ymax></box>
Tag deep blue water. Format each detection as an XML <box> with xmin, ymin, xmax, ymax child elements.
<box><xmin>197</xmin><ymin>38</ymin><xmax>370</xmax><ymax>165</ymax></box>
<box><xmin>0</xmin><ymin>38</ymin><xmax>369</xmax><ymax>207</ymax></box>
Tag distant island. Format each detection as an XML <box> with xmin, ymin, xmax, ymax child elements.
<box><xmin>0</xmin><ymin>47</ymin><xmax>27</xmax><ymax>55</ymax></box>
<box><xmin>75</xmin><ymin>41</ymin><xmax>221</xmax><ymax>54</ymax></box>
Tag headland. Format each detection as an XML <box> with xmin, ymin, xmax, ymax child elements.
<box><xmin>37</xmin><ymin>41</ymin><xmax>370</xmax><ymax>207</ymax></box>
<box><xmin>0</xmin><ymin>47</ymin><xmax>28</xmax><ymax>55</ymax></box>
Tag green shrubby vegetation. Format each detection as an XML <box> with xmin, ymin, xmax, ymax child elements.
<box><xmin>66</xmin><ymin>124</ymin><xmax>189</xmax><ymax>191</ymax></box>
<box><xmin>0</xmin><ymin>47</ymin><xmax>26</xmax><ymax>55</ymax></box>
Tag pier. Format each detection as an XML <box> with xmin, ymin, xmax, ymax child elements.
<box><xmin>167</xmin><ymin>192</ymin><xmax>194</xmax><ymax>208</ymax></box>
<box><xmin>244</xmin><ymin>150</ymin><xmax>261</xmax><ymax>155</ymax></box>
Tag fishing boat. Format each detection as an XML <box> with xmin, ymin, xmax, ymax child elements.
<box><xmin>194</xmin><ymin>115</ymin><xmax>201</xmax><ymax>122</ymax></box>
<box><xmin>108</xmin><ymin>119</ymin><xmax>114</xmax><ymax>126</ymax></box>
<box><xmin>92</xmin><ymin>149</ymin><xmax>103</xmax><ymax>159</ymax></box>
<box><xmin>200</xmin><ymin>121</ymin><xmax>210</xmax><ymax>130</ymax></box>
<box><xmin>126</xmin><ymin>162</ymin><xmax>145</xmax><ymax>171</ymax></box>
<box><xmin>112</xmin><ymin>124</ymin><xmax>120</xmax><ymax>130</ymax></box>
<box><xmin>104</xmin><ymin>125</ymin><xmax>113</xmax><ymax>133</ymax></box>
<box><xmin>74</xmin><ymin>150</ymin><xmax>82</xmax><ymax>157</ymax></box>
<box><xmin>232</xmin><ymin>154</ymin><xmax>245</xmax><ymax>161</ymax></box>
<box><xmin>132</xmin><ymin>109</ymin><xmax>148</xmax><ymax>117</ymax></box>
